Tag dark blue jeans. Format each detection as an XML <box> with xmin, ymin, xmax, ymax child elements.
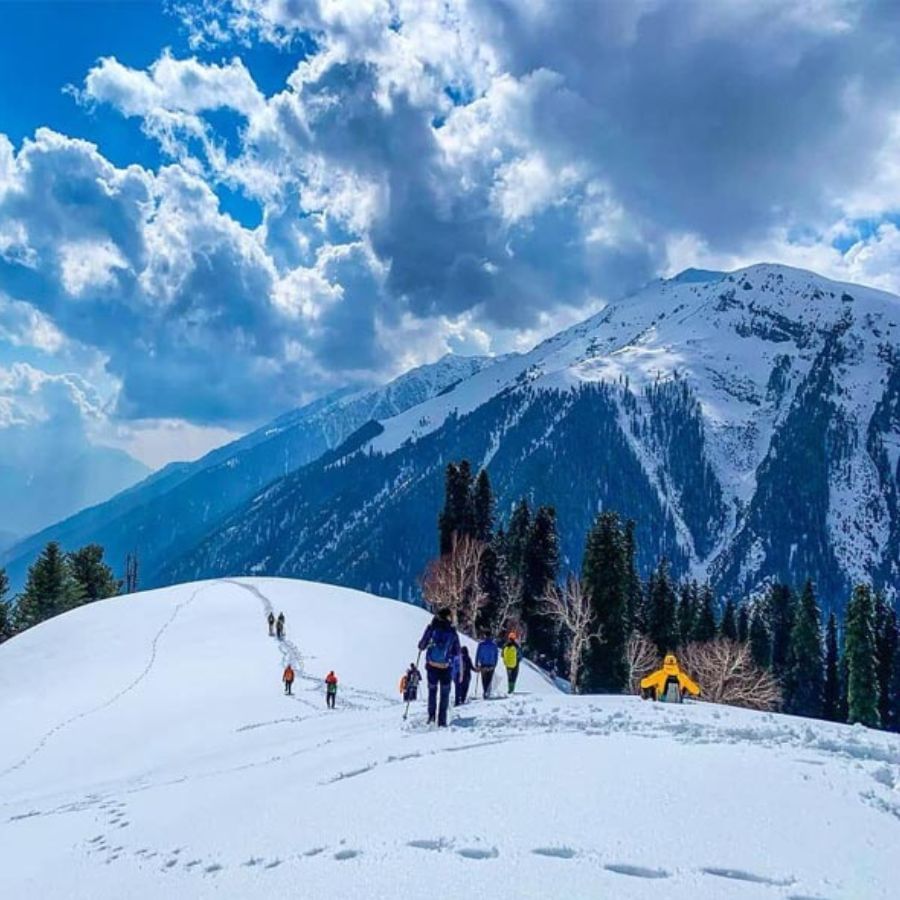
<box><xmin>426</xmin><ymin>664</ymin><xmax>452</xmax><ymax>726</ymax></box>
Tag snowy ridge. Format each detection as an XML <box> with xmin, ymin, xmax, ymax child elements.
<box><xmin>1</xmin><ymin>578</ymin><xmax>899</xmax><ymax>899</ymax></box>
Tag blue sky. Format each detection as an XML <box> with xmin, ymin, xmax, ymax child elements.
<box><xmin>3</xmin><ymin>0</ymin><xmax>900</xmax><ymax>472</ymax></box>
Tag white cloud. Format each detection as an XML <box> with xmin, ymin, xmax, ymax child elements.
<box><xmin>59</xmin><ymin>240</ymin><xmax>129</xmax><ymax>297</ymax></box>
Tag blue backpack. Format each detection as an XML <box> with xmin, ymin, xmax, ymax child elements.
<box><xmin>426</xmin><ymin>625</ymin><xmax>455</xmax><ymax>667</ymax></box>
<box><xmin>476</xmin><ymin>640</ymin><xmax>499</xmax><ymax>668</ymax></box>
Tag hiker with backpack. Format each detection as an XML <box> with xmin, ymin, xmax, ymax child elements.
<box><xmin>325</xmin><ymin>671</ymin><xmax>338</xmax><ymax>709</ymax></box>
<box><xmin>400</xmin><ymin>663</ymin><xmax>422</xmax><ymax>702</ymax></box>
<box><xmin>455</xmin><ymin>645</ymin><xmax>473</xmax><ymax>706</ymax></box>
<box><xmin>276</xmin><ymin>612</ymin><xmax>285</xmax><ymax>639</ymax></box>
<box><xmin>267</xmin><ymin>611</ymin><xmax>275</xmax><ymax>636</ymax></box>
<box><xmin>417</xmin><ymin>607</ymin><xmax>460</xmax><ymax>727</ymax></box>
<box><xmin>503</xmin><ymin>632</ymin><xmax>521</xmax><ymax>694</ymax></box>
<box><xmin>283</xmin><ymin>663</ymin><xmax>295</xmax><ymax>695</ymax></box>
<box><xmin>475</xmin><ymin>633</ymin><xmax>500</xmax><ymax>698</ymax></box>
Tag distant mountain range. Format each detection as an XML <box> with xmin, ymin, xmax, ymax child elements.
<box><xmin>1</xmin><ymin>354</ymin><xmax>494</xmax><ymax>591</ymax></box>
<box><xmin>5</xmin><ymin>264</ymin><xmax>900</xmax><ymax>611</ymax></box>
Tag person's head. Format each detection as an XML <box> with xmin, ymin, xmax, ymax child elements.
<box><xmin>462</xmin><ymin>646</ymin><xmax>470</xmax><ymax>655</ymax></box>
<box><xmin>437</xmin><ymin>607</ymin><xmax>452</xmax><ymax>621</ymax></box>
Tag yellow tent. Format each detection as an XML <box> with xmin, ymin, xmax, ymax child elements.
<box><xmin>640</xmin><ymin>654</ymin><xmax>701</xmax><ymax>702</ymax></box>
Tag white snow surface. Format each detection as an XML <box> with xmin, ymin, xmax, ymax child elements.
<box><xmin>2</xmin><ymin>577</ymin><xmax>899</xmax><ymax>899</ymax></box>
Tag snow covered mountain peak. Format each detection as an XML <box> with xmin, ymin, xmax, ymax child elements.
<box><xmin>175</xmin><ymin>263</ymin><xmax>898</xmax><ymax>609</ymax></box>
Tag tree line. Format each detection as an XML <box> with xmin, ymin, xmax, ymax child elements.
<box><xmin>425</xmin><ymin>459</ymin><xmax>900</xmax><ymax>731</ymax></box>
<box><xmin>0</xmin><ymin>542</ymin><xmax>136</xmax><ymax>643</ymax></box>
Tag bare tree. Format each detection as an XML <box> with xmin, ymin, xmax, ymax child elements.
<box><xmin>680</xmin><ymin>639</ymin><xmax>782</xmax><ymax>711</ymax></box>
<box><xmin>494</xmin><ymin>572</ymin><xmax>523</xmax><ymax>638</ymax></box>
<box><xmin>626</xmin><ymin>632</ymin><xmax>659</xmax><ymax>694</ymax></box>
<box><xmin>540</xmin><ymin>574</ymin><xmax>601</xmax><ymax>692</ymax></box>
<box><xmin>419</xmin><ymin>534</ymin><xmax>486</xmax><ymax>634</ymax></box>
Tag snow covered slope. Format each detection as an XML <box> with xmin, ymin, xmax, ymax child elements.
<box><xmin>169</xmin><ymin>264</ymin><xmax>900</xmax><ymax>609</ymax></box>
<box><xmin>2</xmin><ymin>578</ymin><xmax>899</xmax><ymax>899</ymax></box>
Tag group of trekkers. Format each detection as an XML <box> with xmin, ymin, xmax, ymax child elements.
<box><xmin>269</xmin><ymin>611</ymin><xmax>340</xmax><ymax>709</ymax></box>
<box><xmin>267</xmin><ymin>610</ymin><xmax>285</xmax><ymax>640</ymax></box>
<box><xmin>413</xmin><ymin>607</ymin><xmax>522</xmax><ymax>727</ymax></box>
<box><xmin>269</xmin><ymin>605</ymin><xmax>523</xmax><ymax>726</ymax></box>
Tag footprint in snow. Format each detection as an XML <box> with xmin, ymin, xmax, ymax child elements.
<box><xmin>532</xmin><ymin>846</ymin><xmax>578</xmax><ymax>859</ymax></box>
<box><xmin>242</xmin><ymin>857</ymin><xmax>264</xmax><ymax>867</ymax></box>
<box><xmin>204</xmin><ymin>863</ymin><xmax>223</xmax><ymax>874</ymax></box>
<box><xmin>604</xmin><ymin>864</ymin><xmax>670</xmax><ymax>879</ymax></box>
<box><xmin>334</xmin><ymin>849</ymin><xmax>361</xmax><ymax>861</ymax></box>
<box><xmin>303</xmin><ymin>847</ymin><xmax>326</xmax><ymax>857</ymax></box>
<box><xmin>264</xmin><ymin>859</ymin><xmax>283</xmax><ymax>869</ymax></box>
<box><xmin>702</xmin><ymin>867</ymin><xmax>793</xmax><ymax>886</ymax></box>
<box><xmin>408</xmin><ymin>839</ymin><xmax>451</xmax><ymax>852</ymax></box>
<box><xmin>457</xmin><ymin>847</ymin><xmax>498</xmax><ymax>860</ymax></box>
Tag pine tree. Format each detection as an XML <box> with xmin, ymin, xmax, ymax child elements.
<box><xmin>645</xmin><ymin>558</ymin><xmax>677</xmax><ymax>655</ymax></box>
<box><xmin>873</xmin><ymin>594</ymin><xmax>898</xmax><ymax>730</ymax></box>
<box><xmin>581</xmin><ymin>511</ymin><xmax>628</xmax><ymax>693</ymax></box>
<box><xmin>438</xmin><ymin>461</ymin><xmax>475</xmax><ymax>555</ymax></box>
<box><xmin>472</xmin><ymin>469</ymin><xmax>495</xmax><ymax>543</ymax></box>
<box><xmin>889</xmin><ymin>637</ymin><xmax>900</xmax><ymax>733</ymax></box>
<box><xmin>720</xmin><ymin>598</ymin><xmax>739</xmax><ymax>642</ymax></box>
<box><xmin>768</xmin><ymin>583</ymin><xmax>796</xmax><ymax>678</ymax></box>
<box><xmin>676</xmin><ymin>581</ymin><xmax>697</xmax><ymax>645</ymax></box>
<box><xmin>504</xmin><ymin>500</ymin><xmax>532</xmax><ymax>580</ymax></box>
<box><xmin>0</xmin><ymin>567</ymin><xmax>12</xmax><ymax>643</ymax></box>
<box><xmin>14</xmin><ymin>542</ymin><xmax>84</xmax><ymax>630</ymax></box>
<box><xmin>692</xmin><ymin>583</ymin><xmax>717</xmax><ymax>643</ymax></box>
<box><xmin>737</xmin><ymin>604</ymin><xmax>750</xmax><ymax>643</ymax></box>
<box><xmin>844</xmin><ymin>584</ymin><xmax>880</xmax><ymax>728</ymax></box>
<box><xmin>476</xmin><ymin>540</ymin><xmax>503</xmax><ymax>635</ymax></box>
<box><xmin>822</xmin><ymin>612</ymin><xmax>841</xmax><ymax>722</ymax></box>
<box><xmin>622</xmin><ymin>520</ymin><xmax>642</xmax><ymax>633</ymax></box>
<box><xmin>521</xmin><ymin>506</ymin><xmax>560</xmax><ymax>661</ymax></box>
<box><xmin>749</xmin><ymin>606</ymin><xmax>772</xmax><ymax>669</ymax></box>
<box><xmin>783</xmin><ymin>579</ymin><xmax>824</xmax><ymax>718</ymax></box>
<box><xmin>68</xmin><ymin>544</ymin><xmax>121</xmax><ymax>603</ymax></box>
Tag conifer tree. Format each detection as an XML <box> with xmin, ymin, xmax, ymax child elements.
<box><xmin>68</xmin><ymin>544</ymin><xmax>121</xmax><ymax>603</ymax></box>
<box><xmin>676</xmin><ymin>581</ymin><xmax>697</xmax><ymax>645</ymax></box>
<box><xmin>720</xmin><ymin>598</ymin><xmax>739</xmax><ymax>642</ymax></box>
<box><xmin>844</xmin><ymin>584</ymin><xmax>880</xmax><ymax>728</ymax></box>
<box><xmin>692</xmin><ymin>583</ymin><xmax>717</xmax><ymax>643</ymax></box>
<box><xmin>622</xmin><ymin>520</ymin><xmax>642</xmax><ymax>633</ymax></box>
<box><xmin>581</xmin><ymin>511</ymin><xmax>628</xmax><ymax>693</ymax></box>
<box><xmin>476</xmin><ymin>538</ymin><xmax>503</xmax><ymax>635</ymax></box>
<box><xmin>873</xmin><ymin>594</ymin><xmax>898</xmax><ymax>730</ymax></box>
<box><xmin>768</xmin><ymin>583</ymin><xmax>796</xmax><ymax>678</ymax></box>
<box><xmin>889</xmin><ymin>638</ymin><xmax>900</xmax><ymax>733</ymax></box>
<box><xmin>749</xmin><ymin>607</ymin><xmax>772</xmax><ymax>669</ymax></box>
<box><xmin>783</xmin><ymin>579</ymin><xmax>824</xmax><ymax>718</ymax></box>
<box><xmin>472</xmin><ymin>469</ymin><xmax>495</xmax><ymax>543</ymax></box>
<box><xmin>737</xmin><ymin>604</ymin><xmax>750</xmax><ymax>643</ymax></box>
<box><xmin>504</xmin><ymin>500</ymin><xmax>532</xmax><ymax>579</ymax></box>
<box><xmin>438</xmin><ymin>461</ymin><xmax>475</xmax><ymax>555</ymax></box>
<box><xmin>0</xmin><ymin>567</ymin><xmax>12</xmax><ymax>643</ymax></box>
<box><xmin>822</xmin><ymin>612</ymin><xmax>841</xmax><ymax>722</ymax></box>
<box><xmin>522</xmin><ymin>506</ymin><xmax>560</xmax><ymax>660</ymax></box>
<box><xmin>14</xmin><ymin>542</ymin><xmax>83</xmax><ymax>631</ymax></box>
<box><xmin>645</xmin><ymin>558</ymin><xmax>677</xmax><ymax>655</ymax></box>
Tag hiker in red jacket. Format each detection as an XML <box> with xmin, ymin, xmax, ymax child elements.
<box><xmin>325</xmin><ymin>671</ymin><xmax>338</xmax><ymax>709</ymax></box>
<box><xmin>283</xmin><ymin>664</ymin><xmax>295</xmax><ymax>695</ymax></box>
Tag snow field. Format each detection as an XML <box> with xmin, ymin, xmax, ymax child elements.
<box><xmin>1</xmin><ymin>577</ymin><xmax>899</xmax><ymax>899</ymax></box>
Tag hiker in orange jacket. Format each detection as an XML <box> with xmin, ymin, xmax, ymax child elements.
<box><xmin>283</xmin><ymin>664</ymin><xmax>295</xmax><ymax>695</ymax></box>
<box><xmin>325</xmin><ymin>671</ymin><xmax>338</xmax><ymax>709</ymax></box>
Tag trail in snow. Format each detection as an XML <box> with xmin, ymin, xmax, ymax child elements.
<box><xmin>0</xmin><ymin>582</ymin><xmax>212</xmax><ymax>782</ymax></box>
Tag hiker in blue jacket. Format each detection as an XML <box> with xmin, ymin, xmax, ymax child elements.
<box><xmin>475</xmin><ymin>634</ymin><xmax>500</xmax><ymax>699</ymax></box>
<box><xmin>418</xmin><ymin>607</ymin><xmax>460</xmax><ymax>727</ymax></box>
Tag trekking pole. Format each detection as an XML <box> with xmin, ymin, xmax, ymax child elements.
<box><xmin>403</xmin><ymin>650</ymin><xmax>422</xmax><ymax>721</ymax></box>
